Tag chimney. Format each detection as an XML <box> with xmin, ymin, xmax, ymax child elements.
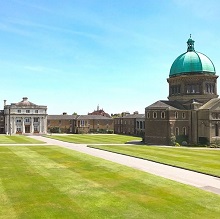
<box><xmin>23</xmin><ymin>97</ymin><xmax>28</xmax><ymax>101</ymax></box>
<box><xmin>4</xmin><ymin>100</ymin><xmax>6</xmax><ymax>106</ymax></box>
<box><xmin>63</xmin><ymin>112</ymin><xmax>67</xmax><ymax>115</ymax></box>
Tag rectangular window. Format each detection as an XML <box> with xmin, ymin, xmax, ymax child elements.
<box><xmin>34</xmin><ymin>118</ymin><xmax>39</xmax><ymax>122</ymax></box>
<box><xmin>26</xmin><ymin>110</ymin><xmax>30</xmax><ymax>113</ymax></box>
<box><xmin>17</xmin><ymin>110</ymin><xmax>21</xmax><ymax>113</ymax></box>
<box><xmin>17</xmin><ymin>127</ymin><xmax>21</xmax><ymax>132</ymax></box>
<box><xmin>35</xmin><ymin>110</ymin><xmax>38</xmax><ymax>113</ymax></box>
<box><xmin>25</xmin><ymin>118</ymin><xmax>30</xmax><ymax>123</ymax></box>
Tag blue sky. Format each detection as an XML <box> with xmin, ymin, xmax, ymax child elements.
<box><xmin>0</xmin><ymin>0</ymin><xmax>220</xmax><ymax>115</ymax></box>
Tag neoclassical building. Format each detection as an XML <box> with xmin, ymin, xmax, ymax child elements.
<box><xmin>145</xmin><ymin>37</ymin><xmax>220</xmax><ymax>145</ymax></box>
<box><xmin>4</xmin><ymin>97</ymin><xmax>47</xmax><ymax>135</ymax></box>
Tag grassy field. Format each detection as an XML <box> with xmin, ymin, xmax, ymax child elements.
<box><xmin>46</xmin><ymin>134</ymin><xmax>142</xmax><ymax>144</ymax></box>
<box><xmin>90</xmin><ymin>145</ymin><xmax>220</xmax><ymax>177</ymax></box>
<box><xmin>0</xmin><ymin>135</ymin><xmax>44</xmax><ymax>144</ymax></box>
<box><xmin>0</xmin><ymin>146</ymin><xmax>220</xmax><ymax>219</ymax></box>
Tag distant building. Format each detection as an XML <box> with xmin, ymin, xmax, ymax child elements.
<box><xmin>88</xmin><ymin>105</ymin><xmax>111</xmax><ymax>118</ymax></box>
<box><xmin>47</xmin><ymin>113</ymin><xmax>77</xmax><ymax>133</ymax></box>
<box><xmin>4</xmin><ymin>97</ymin><xmax>47</xmax><ymax>135</ymax></box>
<box><xmin>76</xmin><ymin>115</ymin><xmax>113</xmax><ymax>134</ymax></box>
<box><xmin>47</xmin><ymin>113</ymin><xmax>113</xmax><ymax>134</ymax></box>
<box><xmin>114</xmin><ymin>112</ymin><xmax>145</xmax><ymax>137</ymax></box>
<box><xmin>145</xmin><ymin>37</ymin><xmax>220</xmax><ymax>145</ymax></box>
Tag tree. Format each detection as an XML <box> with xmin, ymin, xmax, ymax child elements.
<box><xmin>72</xmin><ymin>112</ymin><xmax>77</xmax><ymax>115</ymax></box>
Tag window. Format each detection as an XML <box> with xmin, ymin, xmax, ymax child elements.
<box><xmin>25</xmin><ymin>118</ymin><xmax>30</xmax><ymax>123</ymax></box>
<box><xmin>215</xmin><ymin>124</ymin><xmax>219</xmax><ymax>136</ymax></box>
<box><xmin>147</xmin><ymin>112</ymin><xmax>150</xmax><ymax>119</ymax></box>
<box><xmin>17</xmin><ymin>127</ymin><xmax>21</xmax><ymax>132</ymax></box>
<box><xmin>182</xmin><ymin>112</ymin><xmax>186</xmax><ymax>119</ymax></box>
<box><xmin>26</xmin><ymin>110</ymin><xmax>30</xmax><ymax>113</ymax></box>
<box><xmin>183</xmin><ymin>127</ymin><xmax>187</xmax><ymax>135</ymax></box>
<box><xmin>175</xmin><ymin>112</ymin><xmax>178</xmax><ymax>119</ymax></box>
<box><xmin>153</xmin><ymin>112</ymin><xmax>157</xmax><ymax>119</ymax></box>
<box><xmin>161</xmin><ymin>111</ymin><xmax>165</xmax><ymax>119</ymax></box>
<box><xmin>137</xmin><ymin>121</ymin><xmax>139</xmax><ymax>129</ymax></box>
<box><xmin>140</xmin><ymin>121</ymin><xmax>143</xmax><ymax>129</ymax></box>
<box><xmin>34</xmin><ymin>118</ymin><xmax>39</xmax><ymax>122</ymax></box>
<box><xmin>17</xmin><ymin>110</ymin><xmax>21</xmax><ymax>113</ymax></box>
<box><xmin>34</xmin><ymin>126</ymin><xmax>38</xmax><ymax>132</ymax></box>
<box><xmin>175</xmin><ymin>127</ymin><xmax>179</xmax><ymax>136</ymax></box>
<box><xmin>35</xmin><ymin>110</ymin><xmax>38</xmax><ymax>113</ymax></box>
<box><xmin>186</xmin><ymin>84</ymin><xmax>200</xmax><ymax>94</ymax></box>
<box><xmin>16</xmin><ymin>119</ymin><xmax>21</xmax><ymax>123</ymax></box>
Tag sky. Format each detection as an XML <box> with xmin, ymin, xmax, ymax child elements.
<box><xmin>0</xmin><ymin>0</ymin><xmax>220</xmax><ymax>115</ymax></box>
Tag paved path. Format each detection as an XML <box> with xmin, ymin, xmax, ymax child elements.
<box><xmin>28</xmin><ymin>136</ymin><xmax>220</xmax><ymax>195</ymax></box>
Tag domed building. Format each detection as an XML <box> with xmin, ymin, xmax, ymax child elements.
<box><xmin>145</xmin><ymin>37</ymin><xmax>220</xmax><ymax>145</ymax></box>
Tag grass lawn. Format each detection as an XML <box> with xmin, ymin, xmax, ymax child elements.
<box><xmin>46</xmin><ymin>134</ymin><xmax>142</xmax><ymax>144</ymax></box>
<box><xmin>0</xmin><ymin>146</ymin><xmax>220</xmax><ymax>218</ymax></box>
<box><xmin>90</xmin><ymin>145</ymin><xmax>220</xmax><ymax>177</ymax></box>
<box><xmin>0</xmin><ymin>135</ymin><xmax>44</xmax><ymax>144</ymax></box>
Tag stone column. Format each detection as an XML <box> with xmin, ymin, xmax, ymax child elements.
<box><xmin>39</xmin><ymin>117</ymin><xmax>42</xmax><ymax>133</ymax></box>
<box><xmin>22</xmin><ymin>117</ymin><xmax>25</xmax><ymax>134</ymax></box>
<box><xmin>30</xmin><ymin>117</ymin><xmax>34</xmax><ymax>134</ymax></box>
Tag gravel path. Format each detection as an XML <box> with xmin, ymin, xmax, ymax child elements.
<box><xmin>28</xmin><ymin>135</ymin><xmax>220</xmax><ymax>195</ymax></box>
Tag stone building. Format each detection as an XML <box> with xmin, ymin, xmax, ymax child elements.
<box><xmin>4</xmin><ymin>97</ymin><xmax>47</xmax><ymax>135</ymax></box>
<box><xmin>47</xmin><ymin>114</ymin><xmax>113</xmax><ymax>134</ymax></box>
<box><xmin>145</xmin><ymin>37</ymin><xmax>220</xmax><ymax>145</ymax></box>
<box><xmin>76</xmin><ymin>115</ymin><xmax>113</xmax><ymax>134</ymax></box>
<box><xmin>47</xmin><ymin>113</ymin><xmax>77</xmax><ymax>133</ymax></box>
<box><xmin>114</xmin><ymin>113</ymin><xmax>145</xmax><ymax>137</ymax></box>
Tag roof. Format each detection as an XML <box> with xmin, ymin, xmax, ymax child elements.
<box><xmin>48</xmin><ymin>115</ymin><xmax>78</xmax><ymax>120</ymax></box>
<box><xmin>169</xmin><ymin>37</ymin><xmax>216</xmax><ymax>77</ymax></box>
<box><xmin>77</xmin><ymin>115</ymin><xmax>113</xmax><ymax>120</ymax></box>
<box><xmin>15</xmin><ymin>97</ymin><xmax>37</xmax><ymax>106</ymax></box>
<box><xmin>146</xmin><ymin>100</ymin><xmax>185</xmax><ymax>110</ymax></box>
<box><xmin>116</xmin><ymin>114</ymin><xmax>145</xmax><ymax>119</ymax></box>
<box><xmin>199</xmin><ymin>98</ymin><xmax>220</xmax><ymax>110</ymax></box>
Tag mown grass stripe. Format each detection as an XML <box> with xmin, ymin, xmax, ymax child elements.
<box><xmin>0</xmin><ymin>180</ymin><xmax>17</xmax><ymax>219</ymax></box>
<box><xmin>90</xmin><ymin>145</ymin><xmax>220</xmax><ymax>177</ymax></box>
<box><xmin>46</xmin><ymin>134</ymin><xmax>141</xmax><ymax>144</ymax></box>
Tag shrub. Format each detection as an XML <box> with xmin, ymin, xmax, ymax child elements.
<box><xmin>175</xmin><ymin>142</ymin><xmax>180</xmax><ymax>147</ymax></box>
<box><xmin>182</xmin><ymin>141</ymin><xmax>188</xmax><ymax>146</ymax></box>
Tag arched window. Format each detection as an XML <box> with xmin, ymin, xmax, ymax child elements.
<box><xmin>175</xmin><ymin>127</ymin><xmax>179</xmax><ymax>136</ymax></box>
<box><xmin>137</xmin><ymin>121</ymin><xmax>139</xmax><ymax>129</ymax></box>
<box><xmin>182</xmin><ymin>112</ymin><xmax>186</xmax><ymax>119</ymax></box>
<box><xmin>147</xmin><ymin>112</ymin><xmax>150</xmax><ymax>119</ymax></box>
<box><xmin>153</xmin><ymin>112</ymin><xmax>157</xmax><ymax>119</ymax></box>
<box><xmin>161</xmin><ymin>111</ymin><xmax>165</xmax><ymax>119</ymax></box>
<box><xmin>175</xmin><ymin>112</ymin><xmax>178</xmax><ymax>119</ymax></box>
<box><xmin>183</xmin><ymin>127</ymin><xmax>187</xmax><ymax>135</ymax></box>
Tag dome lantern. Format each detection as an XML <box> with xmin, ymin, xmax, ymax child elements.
<box><xmin>187</xmin><ymin>34</ymin><xmax>195</xmax><ymax>52</ymax></box>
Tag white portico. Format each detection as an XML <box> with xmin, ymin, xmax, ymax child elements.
<box><xmin>4</xmin><ymin>97</ymin><xmax>47</xmax><ymax>135</ymax></box>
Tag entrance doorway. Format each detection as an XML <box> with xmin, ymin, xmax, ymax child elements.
<box><xmin>25</xmin><ymin>125</ymin><xmax>30</xmax><ymax>133</ymax></box>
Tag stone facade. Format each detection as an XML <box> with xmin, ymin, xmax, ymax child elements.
<box><xmin>76</xmin><ymin>115</ymin><xmax>113</xmax><ymax>134</ymax></box>
<box><xmin>4</xmin><ymin>97</ymin><xmax>47</xmax><ymax>135</ymax></box>
<box><xmin>114</xmin><ymin>113</ymin><xmax>145</xmax><ymax>137</ymax></box>
<box><xmin>47</xmin><ymin>114</ymin><xmax>113</xmax><ymax>134</ymax></box>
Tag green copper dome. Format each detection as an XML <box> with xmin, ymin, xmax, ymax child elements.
<box><xmin>169</xmin><ymin>37</ymin><xmax>216</xmax><ymax>77</ymax></box>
